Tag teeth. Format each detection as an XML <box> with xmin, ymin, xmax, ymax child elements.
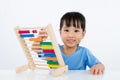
<box><xmin>69</xmin><ymin>40</ymin><xmax>74</xmax><ymax>42</ymax></box>
<box><xmin>67</xmin><ymin>40</ymin><xmax>75</xmax><ymax>42</ymax></box>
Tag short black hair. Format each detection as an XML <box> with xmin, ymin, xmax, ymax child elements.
<box><xmin>60</xmin><ymin>12</ymin><xmax>86</xmax><ymax>31</ymax></box>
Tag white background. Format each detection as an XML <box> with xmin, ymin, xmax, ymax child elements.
<box><xmin>0</xmin><ymin>0</ymin><xmax>120</xmax><ymax>70</ymax></box>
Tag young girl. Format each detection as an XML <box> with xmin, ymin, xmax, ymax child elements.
<box><xmin>34</xmin><ymin>12</ymin><xmax>105</xmax><ymax>75</ymax></box>
<box><xmin>58</xmin><ymin>12</ymin><xmax>105</xmax><ymax>75</ymax></box>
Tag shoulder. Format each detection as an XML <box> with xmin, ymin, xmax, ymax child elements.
<box><xmin>77</xmin><ymin>46</ymin><xmax>90</xmax><ymax>52</ymax></box>
<box><xmin>77</xmin><ymin>45</ymin><xmax>94</xmax><ymax>56</ymax></box>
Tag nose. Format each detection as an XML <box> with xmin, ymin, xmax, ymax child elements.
<box><xmin>68</xmin><ymin>31</ymin><xmax>74</xmax><ymax>37</ymax></box>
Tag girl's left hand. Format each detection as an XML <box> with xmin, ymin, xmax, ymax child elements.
<box><xmin>90</xmin><ymin>63</ymin><xmax>105</xmax><ymax>75</ymax></box>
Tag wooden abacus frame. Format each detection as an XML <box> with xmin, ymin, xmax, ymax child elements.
<box><xmin>14</xmin><ymin>24</ymin><xmax>68</xmax><ymax>76</ymax></box>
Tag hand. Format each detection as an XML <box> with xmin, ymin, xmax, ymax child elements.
<box><xmin>39</xmin><ymin>27</ymin><xmax>48</xmax><ymax>40</ymax></box>
<box><xmin>90</xmin><ymin>63</ymin><xmax>105</xmax><ymax>75</ymax></box>
<box><xmin>31</xmin><ymin>27</ymin><xmax>48</xmax><ymax>52</ymax></box>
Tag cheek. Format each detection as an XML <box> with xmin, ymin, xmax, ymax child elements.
<box><xmin>76</xmin><ymin>35</ymin><xmax>83</xmax><ymax>41</ymax></box>
<box><xmin>60</xmin><ymin>34</ymin><xmax>67</xmax><ymax>42</ymax></box>
<box><xmin>77</xmin><ymin>33</ymin><xmax>84</xmax><ymax>38</ymax></box>
<box><xmin>60</xmin><ymin>33</ymin><xmax>66</xmax><ymax>38</ymax></box>
<box><xmin>61</xmin><ymin>35</ymin><xmax>66</xmax><ymax>41</ymax></box>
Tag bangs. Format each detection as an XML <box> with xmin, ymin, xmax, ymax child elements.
<box><xmin>63</xmin><ymin>18</ymin><xmax>81</xmax><ymax>28</ymax></box>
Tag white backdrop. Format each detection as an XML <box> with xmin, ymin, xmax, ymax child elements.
<box><xmin>0</xmin><ymin>0</ymin><xmax>120</xmax><ymax>70</ymax></box>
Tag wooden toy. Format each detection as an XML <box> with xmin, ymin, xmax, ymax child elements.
<box><xmin>14</xmin><ymin>24</ymin><xmax>68</xmax><ymax>76</ymax></box>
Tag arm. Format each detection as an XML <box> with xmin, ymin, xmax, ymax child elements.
<box><xmin>85</xmin><ymin>48</ymin><xmax>105</xmax><ymax>75</ymax></box>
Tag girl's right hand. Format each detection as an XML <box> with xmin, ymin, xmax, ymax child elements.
<box><xmin>31</xmin><ymin>27</ymin><xmax>48</xmax><ymax>52</ymax></box>
<box><xmin>39</xmin><ymin>27</ymin><xmax>48</xmax><ymax>40</ymax></box>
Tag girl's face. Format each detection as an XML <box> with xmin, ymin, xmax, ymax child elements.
<box><xmin>60</xmin><ymin>23</ymin><xmax>86</xmax><ymax>48</ymax></box>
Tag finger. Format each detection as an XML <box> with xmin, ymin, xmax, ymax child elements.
<box><xmin>90</xmin><ymin>68</ymin><xmax>95</xmax><ymax>74</ymax></box>
<box><xmin>98</xmin><ymin>69</ymin><xmax>102</xmax><ymax>75</ymax></box>
<box><xmin>40</xmin><ymin>28</ymin><xmax>47</xmax><ymax>32</ymax></box>
<box><xmin>40</xmin><ymin>27</ymin><xmax>46</xmax><ymax>30</ymax></box>
<box><xmin>39</xmin><ymin>32</ymin><xmax>47</xmax><ymax>34</ymax></box>
<box><xmin>94</xmin><ymin>69</ymin><xmax>99</xmax><ymax>75</ymax></box>
<box><xmin>39</xmin><ymin>32</ymin><xmax>47</xmax><ymax>37</ymax></box>
<box><xmin>42</xmin><ymin>36</ymin><xmax>48</xmax><ymax>41</ymax></box>
<box><xmin>39</xmin><ymin>31</ymin><xmax>48</xmax><ymax>40</ymax></box>
<box><xmin>101</xmin><ymin>69</ymin><xmax>104</xmax><ymax>74</ymax></box>
<box><xmin>39</xmin><ymin>27</ymin><xmax>47</xmax><ymax>34</ymax></box>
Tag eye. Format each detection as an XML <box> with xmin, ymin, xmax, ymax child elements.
<box><xmin>74</xmin><ymin>30</ymin><xmax>80</xmax><ymax>32</ymax></box>
<box><xmin>64</xmin><ymin>30</ymin><xmax>69</xmax><ymax>32</ymax></box>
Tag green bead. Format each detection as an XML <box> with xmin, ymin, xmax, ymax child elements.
<box><xmin>40</xmin><ymin>42</ymin><xmax>52</xmax><ymax>46</ymax></box>
<box><xmin>47</xmin><ymin>61</ymin><xmax>59</xmax><ymax>65</ymax></box>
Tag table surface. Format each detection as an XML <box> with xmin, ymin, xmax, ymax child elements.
<box><xmin>0</xmin><ymin>69</ymin><xmax>120</xmax><ymax>80</ymax></box>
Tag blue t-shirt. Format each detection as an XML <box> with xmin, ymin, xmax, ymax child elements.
<box><xmin>59</xmin><ymin>45</ymin><xmax>100</xmax><ymax>70</ymax></box>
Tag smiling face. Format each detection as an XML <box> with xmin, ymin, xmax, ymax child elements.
<box><xmin>60</xmin><ymin>22</ymin><xmax>86</xmax><ymax>48</ymax></box>
<box><xmin>59</xmin><ymin>12</ymin><xmax>86</xmax><ymax>48</ymax></box>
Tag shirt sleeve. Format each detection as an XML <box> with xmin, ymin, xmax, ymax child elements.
<box><xmin>85</xmin><ymin>48</ymin><xmax>100</xmax><ymax>68</ymax></box>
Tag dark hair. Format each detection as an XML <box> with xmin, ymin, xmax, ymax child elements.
<box><xmin>60</xmin><ymin>12</ymin><xmax>86</xmax><ymax>31</ymax></box>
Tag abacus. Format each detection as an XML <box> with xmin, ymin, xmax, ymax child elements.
<box><xmin>14</xmin><ymin>24</ymin><xmax>68</xmax><ymax>76</ymax></box>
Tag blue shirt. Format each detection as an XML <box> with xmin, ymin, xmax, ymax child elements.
<box><xmin>59</xmin><ymin>45</ymin><xmax>100</xmax><ymax>70</ymax></box>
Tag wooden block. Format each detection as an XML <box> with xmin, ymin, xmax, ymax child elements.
<box><xmin>50</xmin><ymin>65</ymin><xmax>68</xmax><ymax>77</ymax></box>
<box><xmin>16</xmin><ymin>64</ymin><xmax>29</xmax><ymax>73</ymax></box>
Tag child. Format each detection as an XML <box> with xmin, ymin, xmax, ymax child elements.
<box><xmin>58</xmin><ymin>12</ymin><xmax>105</xmax><ymax>75</ymax></box>
<box><xmin>34</xmin><ymin>12</ymin><xmax>105</xmax><ymax>75</ymax></box>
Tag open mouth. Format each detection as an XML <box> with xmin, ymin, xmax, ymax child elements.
<box><xmin>67</xmin><ymin>39</ymin><xmax>75</xmax><ymax>44</ymax></box>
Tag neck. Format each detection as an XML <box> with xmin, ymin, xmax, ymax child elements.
<box><xmin>62</xmin><ymin>45</ymin><xmax>77</xmax><ymax>55</ymax></box>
